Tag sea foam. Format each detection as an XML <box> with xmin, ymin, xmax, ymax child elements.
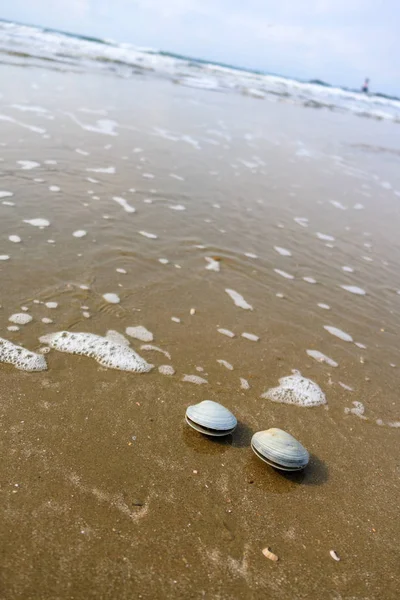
<box><xmin>39</xmin><ymin>331</ymin><xmax>152</xmax><ymax>372</ymax></box>
<box><xmin>0</xmin><ymin>337</ymin><xmax>47</xmax><ymax>371</ymax></box>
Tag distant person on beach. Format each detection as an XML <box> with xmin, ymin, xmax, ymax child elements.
<box><xmin>362</xmin><ymin>78</ymin><xmax>369</xmax><ymax>93</ymax></box>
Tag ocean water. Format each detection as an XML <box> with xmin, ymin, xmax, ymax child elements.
<box><xmin>1</xmin><ymin>19</ymin><xmax>400</xmax><ymax>122</ymax></box>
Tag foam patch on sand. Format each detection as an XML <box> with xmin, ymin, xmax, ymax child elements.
<box><xmin>126</xmin><ymin>326</ymin><xmax>153</xmax><ymax>342</ymax></box>
<box><xmin>217</xmin><ymin>359</ymin><xmax>233</xmax><ymax>370</ymax></box>
<box><xmin>103</xmin><ymin>293</ymin><xmax>120</xmax><ymax>304</ymax></box>
<box><xmin>105</xmin><ymin>330</ymin><xmax>130</xmax><ymax>346</ymax></box>
<box><xmin>245</xmin><ymin>252</ymin><xmax>258</xmax><ymax>259</ymax></box>
<box><xmin>140</xmin><ymin>344</ymin><xmax>171</xmax><ymax>360</ymax></box>
<box><xmin>86</xmin><ymin>166</ymin><xmax>116</xmax><ymax>174</ymax></box>
<box><xmin>205</xmin><ymin>257</ymin><xmax>220</xmax><ymax>272</ymax></box>
<box><xmin>9</xmin><ymin>235</ymin><xmax>21</xmax><ymax>243</ymax></box>
<box><xmin>318</xmin><ymin>303</ymin><xmax>330</xmax><ymax>310</ymax></box>
<box><xmin>218</xmin><ymin>328</ymin><xmax>235</xmax><ymax>338</ymax></box>
<box><xmin>262</xmin><ymin>372</ymin><xmax>326</xmax><ymax>407</ymax></box>
<box><xmin>158</xmin><ymin>365</ymin><xmax>175</xmax><ymax>376</ymax></box>
<box><xmin>18</xmin><ymin>160</ymin><xmax>40</xmax><ymax>170</ymax></box>
<box><xmin>241</xmin><ymin>332</ymin><xmax>259</xmax><ymax>341</ymax></box>
<box><xmin>45</xmin><ymin>302</ymin><xmax>58</xmax><ymax>309</ymax></box>
<box><xmin>23</xmin><ymin>218</ymin><xmax>50</xmax><ymax>227</ymax></box>
<box><xmin>240</xmin><ymin>377</ymin><xmax>250</xmax><ymax>390</ymax></box>
<box><xmin>0</xmin><ymin>337</ymin><xmax>47</xmax><ymax>371</ymax></box>
<box><xmin>113</xmin><ymin>196</ymin><xmax>136</xmax><ymax>213</ymax></box>
<box><xmin>324</xmin><ymin>325</ymin><xmax>353</xmax><ymax>342</ymax></box>
<box><xmin>169</xmin><ymin>204</ymin><xmax>186</xmax><ymax>210</ymax></box>
<box><xmin>9</xmin><ymin>313</ymin><xmax>32</xmax><ymax>325</ymax></box>
<box><xmin>39</xmin><ymin>331</ymin><xmax>152</xmax><ymax>372</ymax></box>
<box><xmin>306</xmin><ymin>349</ymin><xmax>338</xmax><ymax>367</ymax></box>
<box><xmin>0</xmin><ymin>255</ymin><xmax>10</xmax><ymax>260</ymax></box>
<box><xmin>139</xmin><ymin>231</ymin><xmax>158</xmax><ymax>239</ymax></box>
<box><xmin>303</xmin><ymin>276</ymin><xmax>317</xmax><ymax>284</ymax></box>
<box><xmin>73</xmin><ymin>230</ymin><xmax>87</xmax><ymax>238</ymax></box>
<box><xmin>0</xmin><ymin>191</ymin><xmax>13</xmax><ymax>198</ymax></box>
<box><xmin>225</xmin><ymin>289</ymin><xmax>253</xmax><ymax>310</ymax></box>
<box><xmin>274</xmin><ymin>246</ymin><xmax>292</xmax><ymax>257</ymax></box>
<box><xmin>340</xmin><ymin>285</ymin><xmax>366</xmax><ymax>296</ymax></box>
<box><xmin>316</xmin><ymin>232</ymin><xmax>335</xmax><ymax>241</ymax></box>
<box><xmin>274</xmin><ymin>269</ymin><xmax>294</xmax><ymax>280</ymax></box>
<box><xmin>182</xmin><ymin>374</ymin><xmax>208</xmax><ymax>384</ymax></box>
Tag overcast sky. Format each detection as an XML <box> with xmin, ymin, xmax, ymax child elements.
<box><xmin>2</xmin><ymin>0</ymin><xmax>399</xmax><ymax>94</ymax></box>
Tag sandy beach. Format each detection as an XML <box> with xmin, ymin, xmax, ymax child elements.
<box><xmin>1</xmin><ymin>55</ymin><xmax>399</xmax><ymax>600</ymax></box>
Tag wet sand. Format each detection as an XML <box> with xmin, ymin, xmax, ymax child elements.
<box><xmin>1</xmin><ymin>65</ymin><xmax>399</xmax><ymax>599</ymax></box>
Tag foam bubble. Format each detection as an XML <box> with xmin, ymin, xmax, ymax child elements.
<box><xmin>303</xmin><ymin>277</ymin><xmax>317</xmax><ymax>284</ymax></box>
<box><xmin>139</xmin><ymin>231</ymin><xmax>158</xmax><ymax>239</ymax></box>
<box><xmin>316</xmin><ymin>232</ymin><xmax>335</xmax><ymax>241</ymax></box>
<box><xmin>318</xmin><ymin>303</ymin><xmax>330</xmax><ymax>310</ymax></box>
<box><xmin>126</xmin><ymin>326</ymin><xmax>153</xmax><ymax>343</ymax></box>
<box><xmin>18</xmin><ymin>160</ymin><xmax>40</xmax><ymax>170</ymax></box>
<box><xmin>9</xmin><ymin>235</ymin><xmax>21</xmax><ymax>243</ymax></box>
<box><xmin>218</xmin><ymin>328</ymin><xmax>235</xmax><ymax>338</ymax></box>
<box><xmin>158</xmin><ymin>258</ymin><xmax>169</xmax><ymax>265</ymax></box>
<box><xmin>339</xmin><ymin>382</ymin><xmax>354</xmax><ymax>391</ymax></box>
<box><xmin>142</xmin><ymin>173</ymin><xmax>154</xmax><ymax>179</ymax></box>
<box><xmin>244</xmin><ymin>252</ymin><xmax>258</xmax><ymax>259</ymax></box>
<box><xmin>182</xmin><ymin>374</ymin><xmax>208</xmax><ymax>384</ymax></box>
<box><xmin>49</xmin><ymin>186</ymin><xmax>60</xmax><ymax>192</ymax></box>
<box><xmin>0</xmin><ymin>337</ymin><xmax>47</xmax><ymax>371</ymax></box>
<box><xmin>241</xmin><ymin>332</ymin><xmax>259</xmax><ymax>342</ymax></box>
<box><xmin>7</xmin><ymin>325</ymin><xmax>19</xmax><ymax>332</ymax></box>
<box><xmin>344</xmin><ymin>401</ymin><xmax>365</xmax><ymax>418</ymax></box>
<box><xmin>205</xmin><ymin>257</ymin><xmax>220</xmax><ymax>272</ymax></box>
<box><xmin>240</xmin><ymin>377</ymin><xmax>250</xmax><ymax>390</ymax></box>
<box><xmin>113</xmin><ymin>196</ymin><xmax>136</xmax><ymax>213</ymax></box>
<box><xmin>158</xmin><ymin>365</ymin><xmax>175</xmax><ymax>376</ymax></box>
<box><xmin>116</xmin><ymin>268</ymin><xmax>127</xmax><ymax>274</ymax></box>
<box><xmin>2</xmin><ymin>201</ymin><xmax>15</xmax><ymax>206</ymax></box>
<box><xmin>105</xmin><ymin>330</ymin><xmax>130</xmax><ymax>346</ymax></box>
<box><xmin>0</xmin><ymin>255</ymin><xmax>10</xmax><ymax>260</ymax></box>
<box><xmin>262</xmin><ymin>372</ymin><xmax>326</xmax><ymax>407</ymax></box>
<box><xmin>171</xmin><ymin>317</ymin><xmax>181</xmax><ymax>323</ymax></box>
<box><xmin>306</xmin><ymin>349</ymin><xmax>338</xmax><ymax>367</ymax></box>
<box><xmin>76</xmin><ymin>148</ymin><xmax>89</xmax><ymax>156</ymax></box>
<box><xmin>0</xmin><ymin>191</ymin><xmax>13</xmax><ymax>198</ymax></box>
<box><xmin>330</xmin><ymin>200</ymin><xmax>347</xmax><ymax>210</ymax></box>
<box><xmin>23</xmin><ymin>218</ymin><xmax>50</xmax><ymax>227</ymax></box>
<box><xmin>354</xmin><ymin>203</ymin><xmax>364</xmax><ymax>210</ymax></box>
<box><xmin>103</xmin><ymin>293</ymin><xmax>120</xmax><ymax>304</ymax></box>
<box><xmin>169</xmin><ymin>204</ymin><xmax>186</xmax><ymax>211</ymax></box>
<box><xmin>39</xmin><ymin>331</ymin><xmax>152</xmax><ymax>372</ymax></box>
<box><xmin>324</xmin><ymin>326</ymin><xmax>353</xmax><ymax>342</ymax></box>
<box><xmin>140</xmin><ymin>344</ymin><xmax>171</xmax><ymax>360</ymax></box>
<box><xmin>86</xmin><ymin>167</ymin><xmax>116</xmax><ymax>174</ymax></box>
<box><xmin>73</xmin><ymin>230</ymin><xmax>87</xmax><ymax>238</ymax></box>
<box><xmin>45</xmin><ymin>302</ymin><xmax>58</xmax><ymax>309</ymax></box>
<box><xmin>340</xmin><ymin>285</ymin><xmax>366</xmax><ymax>296</ymax></box>
<box><xmin>42</xmin><ymin>317</ymin><xmax>53</xmax><ymax>324</ymax></box>
<box><xmin>225</xmin><ymin>289</ymin><xmax>253</xmax><ymax>310</ymax></box>
<box><xmin>342</xmin><ymin>266</ymin><xmax>354</xmax><ymax>273</ymax></box>
<box><xmin>217</xmin><ymin>359</ymin><xmax>233</xmax><ymax>370</ymax></box>
<box><xmin>294</xmin><ymin>217</ymin><xmax>309</xmax><ymax>227</ymax></box>
<box><xmin>9</xmin><ymin>313</ymin><xmax>32</xmax><ymax>325</ymax></box>
<box><xmin>274</xmin><ymin>246</ymin><xmax>292</xmax><ymax>257</ymax></box>
<box><xmin>274</xmin><ymin>269</ymin><xmax>294</xmax><ymax>280</ymax></box>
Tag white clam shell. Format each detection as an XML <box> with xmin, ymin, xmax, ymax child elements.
<box><xmin>251</xmin><ymin>428</ymin><xmax>309</xmax><ymax>471</ymax></box>
<box><xmin>185</xmin><ymin>400</ymin><xmax>237</xmax><ymax>436</ymax></box>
